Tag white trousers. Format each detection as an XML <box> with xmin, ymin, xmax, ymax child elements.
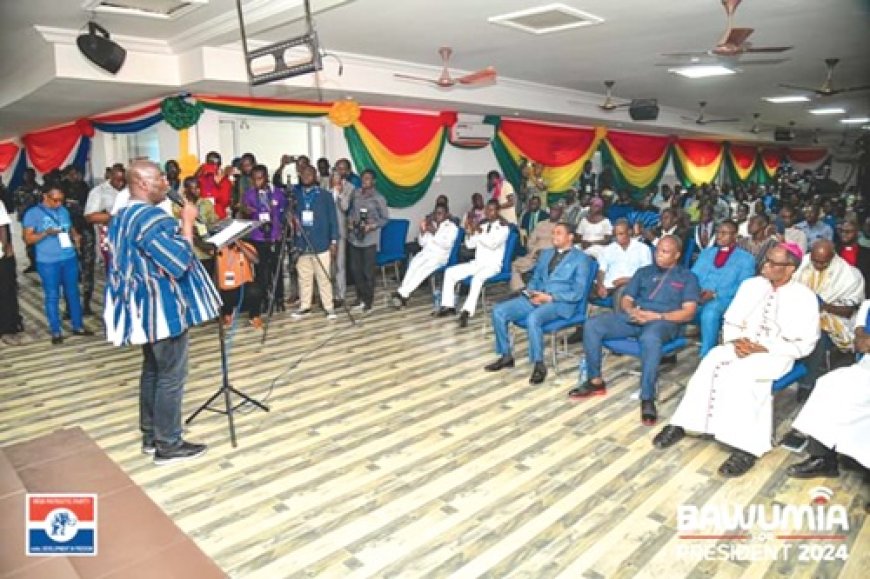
<box><xmin>440</xmin><ymin>261</ymin><xmax>500</xmax><ymax>316</ymax></box>
<box><xmin>397</xmin><ymin>252</ymin><xmax>448</xmax><ymax>299</ymax></box>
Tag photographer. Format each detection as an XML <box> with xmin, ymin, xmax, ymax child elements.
<box><xmin>290</xmin><ymin>166</ymin><xmax>339</xmax><ymax>320</ymax></box>
<box><xmin>196</xmin><ymin>151</ymin><xmax>232</xmax><ymax>219</ymax></box>
<box><xmin>240</xmin><ymin>165</ymin><xmax>288</xmax><ymax>327</ymax></box>
<box><xmin>347</xmin><ymin>169</ymin><xmax>389</xmax><ymax>313</ymax></box>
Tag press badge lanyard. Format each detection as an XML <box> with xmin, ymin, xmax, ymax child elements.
<box><xmin>301</xmin><ymin>188</ymin><xmax>316</xmax><ymax>227</ymax></box>
<box><xmin>37</xmin><ymin>206</ymin><xmax>73</xmax><ymax>249</ymax></box>
<box><xmin>257</xmin><ymin>189</ymin><xmax>272</xmax><ymax>223</ymax></box>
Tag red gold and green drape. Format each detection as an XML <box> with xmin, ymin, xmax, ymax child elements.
<box><xmin>335</xmin><ymin>103</ymin><xmax>451</xmax><ymax>207</ymax></box>
<box><xmin>758</xmin><ymin>148</ymin><xmax>782</xmax><ymax>184</ymax></box>
<box><xmin>672</xmin><ymin>138</ymin><xmax>725</xmax><ymax>187</ymax></box>
<box><xmin>725</xmin><ymin>144</ymin><xmax>759</xmax><ymax>185</ymax></box>
<box><xmin>785</xmin><ymin>147</ymin><xmax>830</xmax><ymax>173</ymax></box>
<box><xmin>196</xmin><ymin>95</ymin><xmax>331</xmax><ymax>118</ymax></box>
<box><xmin>492</xmin><ymin>118</ymin><xmax>606</xmax><ymax>195</ymax></box>
<box><xmin>599</xmin><ymin>130</ymin><xmax>671</xmax><ymax>192</ymax></box>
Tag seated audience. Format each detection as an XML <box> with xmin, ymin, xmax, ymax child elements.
<box><xmin>510</xmin><ymin>205</ymin><xmax>561</xmax><ymax>291</ymax></box>
<box><xmin>710</xmin><ymin>189</ymin><xmax>731</xmax><ymax>223</ymax></box>
<box><xmin>777</xmin><ymin>205</ymin><xmax>809</xmax><ymax>253</ymax></box>
<box><xmin>519</xmin><ymin>196</ymin><xmax>549</xmax><ymax>242</ymax></box>
<box><xmin>486</xmin><ymin>223</ymin><xmax>593</xmax><ymax>384</ymax></box>
<box><xmin>290</xmin><ymin>166</ymin><xmax>339</xmax><ymax>321</ymax></box>
<box><xmin>735</xmin><ymin>203</ymin><xmax>750</xmax><ymax>238</ymax></box>
<box><xmin>691</xmin><ymin>220</ymin><xmax>756</xmax><ymax>358</ymax></box>
<box><xmin>437</xmin><ymin>200</ymin><xmax>509</xmax><ymax>328</ymax></box>
<box><xmin>576</xmin><ymin>197</ymin><xmax>612</xmax><ymax>259</ymax></box>
<box><xmin>653</xmin><ymin>243</ymin><xmax>820</xmax><ymax>478</ymax></box>
<box><xmin>607</xmin><ymin>190</ymin><xmax>634</xmax><ymax>223</ymax></box>
<box><xmin>392</xmin><ymin>204</ymin><xmax>458</xmax><ymax>308</ymax></box>
<box><xmin>794</xmin><ymin>239</ymin><xmax>865</xmax><ymax>400</ymax></box>
<box><xmin>797</xmin><ymin>205</ymin><xmax>834</xmax><ymax>246</ymax></box>
<box><xmin>787</xmin><ymin>298</ymin><xmax>869</xmax><ymax>479</ymax></box>
<box><xmin>569</xmin><ymin>235</ymin><xmax>699</xmax><ymax>425</ymax></box>
<box><xmin>690</xmin><ymin>204</ymin><xmax>717</xmax><ymax>258</ymax></box>
<box><xmin>738</xmin><ymin>213</ymin><xmax>778</xmax><ymax>271</ymax></box>
<box><xmin>562</xmin><ymin>189</ymin><xmax>584</xmax><ymax>230</ymax></box>
<box><xmin>836</xmin><ymin>220</ymin><xmax>870</xmax><ymax>297</ymax></box>
<box><xmin>22</xmin><ymin>184</ymin><xmax>94</xmax><ymax>344</ymax></box>
<box><xmin>593</xmin><ymin>218</ymin><xmax>652</xmax><ymax>310</ymax></box>
<box><xmin>465</xmin><ymin>192</ymin><xmax>486</xmax><ymax>231</ymax></box>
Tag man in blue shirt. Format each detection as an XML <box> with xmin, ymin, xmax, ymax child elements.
<box><xmin>569</xmin><ymin>235</ymin><xmax>700</xmax><ymax>425</ymax></box>
<box><xmin>691</xmin><ymin>220</ymin><xmax>756</xmax><ymax>357</ymax></box>
<box><xmin>797</xmin><ymin>205</ymin><xmax>833</xmax><ymax>246</ymax></box>
<box><xmin>291</xmin><ymin>165</ymin><xmax>339</xmax><ymax>320</ymax></box>
<box><xmin>485</xmin><ymin>223</ymin><xmax>593</xmax><ymax>384</ymax></box>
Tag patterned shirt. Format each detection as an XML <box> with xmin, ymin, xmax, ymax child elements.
<box><xmin>104</xmin><ymin>201</ymin><xmax>221</xmax><ymax>346</ymax></box>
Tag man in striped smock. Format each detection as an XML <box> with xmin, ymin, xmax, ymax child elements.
<box><xmin>104</xmin><ymin>160</ymin><xmax>221</xmax><ymax>466</ymax></box>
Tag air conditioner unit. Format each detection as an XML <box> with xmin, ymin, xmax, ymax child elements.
<box><xmin>451</xmin><ymin>122</ymin><xmax>495</xmax><ymax>146</ymax></box>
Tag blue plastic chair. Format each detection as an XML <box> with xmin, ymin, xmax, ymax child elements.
<box><xmin>376</xmin><ymin>219</ymin><xmax>410</xmax><ymax>289</ymax></box>
<box><xmin>512</xmin><ymin>260</ymin><xmax>599</xmax><ymax>375</ymax></box>
<box><xmin>428</xmin><ymin>227</ymin><xmax>465</xmax><ymax>293</ymax></box>
<box><xmin>460</xmin><ymin>226</ymin><xmax>519</xmax><ymax>331</ymax></box>
<box><xmin>627</xmin><ymin>210</ymin><xmax>661</xmax><ymax>230</ymax></box>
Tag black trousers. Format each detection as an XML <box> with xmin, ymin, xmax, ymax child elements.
<box><xmin>252</xmin><ymin>241</ymin><xmax>283</xmax><ymax>313</ymax></box>
<box><xmin>348</xmin><ymin>244</ymin><xmax>377</xmax><ymax>308</ymax></box>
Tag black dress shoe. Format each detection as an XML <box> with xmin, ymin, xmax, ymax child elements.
<box><xmin>51</xmin><ymin>335</ymin><xmax>63</xmax><ymax>345</ymax></box>
<box><xmin>653</xmin><ymin>425</ymin><xmax>685</xmax><ymax>449</ymax></box>
<box><xmin>529</xmin><ymin>362</ymin><xmax>547</xmax><ymax>384</ymax></box>
<box><xmin>435</xmin><ymin>307</ymin><xmax>457</xmax><ymax>317</ymax></box>
<box><xmin>333</xmin><ymin>298</ymin><xmax>344</xmax><ymax>308</ymax></box>
<box><xmin>390</xmin><ymin>291</ymin><xmax>408</xmax><ymax>309</ymax></box>
<box><xmin>786</xmin><ymin>456</ymin><xmax>839</xmax><ymax>479</ymax></box>
<box><xmin>660</xmin><ymin>354</ymin><xmax>677</xmax><ymax>366</ymax></box>
<box><xmin>566</xmin><ymin>327</ymin><xmax>583</xmax><ymax>344</ymax></box>
<box><xmin>641</xmin><ymin>400</ymin><xmax>658</xmax><ymax>426</ymax></box>
<box><xmin>72</xmin><ymin>328</ymin><xmax>94</xmax><ymax>336</ymax></box>
<box><xmin>568</xmin><ymin>380</ymin><xmax>606</xmax><ymax>399</ymax></box>
<box><xmin>458</xmin><ymin>311</ymin><xmax>470</xmax><ymax>328</ymax></box>
<box><xmin>718</xmin><ymin>450</ymin><xmax>757</xmax><ymax>478</ymax></box>
<box><xmin>485</xmin><ymin>355</ymin><xmax>515</xmax><ymax>372</ymax></box>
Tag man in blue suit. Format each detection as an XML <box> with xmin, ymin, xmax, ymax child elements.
<box><xmin>691</xmin><ymin>219</ymin><xmax>756</xmax><ymax>357</ymax></box>
<box><xmin>485</xmin><ymin>222</ymin><xmax>593</xmax><ymax>384</ymax></box>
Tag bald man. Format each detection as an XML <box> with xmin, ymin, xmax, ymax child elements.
<box><xmin>105</xmin><ymin>160</ymin><xmax>221</xmax><ymax>465</ymax></box>
<box><xmin>794</xmin><ymin>239</ymin><xmax>865</xmax><ymax>400</ymax></box>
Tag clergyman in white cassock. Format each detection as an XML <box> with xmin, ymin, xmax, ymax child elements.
<box><xmin>790</xmin><ymin>299</ymin><xmax>870</xmax><ymax>471</ymax></box>
<box><xmin>395</xmin><ymin>209</ymin><xmax>458</xmax><ymax>301</ymax></box>
<box><xmin>668</xmin><ymin>273</ymin><xmax>819</xmax><ymax>456</ymax></box>
<box><xmin>440</xmin><ymin>203</ymin><xmax>509</xmax><ymax>317</ymax></box>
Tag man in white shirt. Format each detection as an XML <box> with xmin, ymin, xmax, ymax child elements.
<box><xmin>391</xmin><ymin>205</ymin><xmax>458</xmax><ymax>308</ymax></box>
<box><xmin>594</xmin><ymin>219</ymin><xmax>653</xmax><ymax>311</ymax></box>
<box><xmin>85</xmin><ymin>166</ymin><xmax>128</xmax><ymax>270</ymax></box>
<box><xmin>778</xmin><ymin>205</ymin><xmax>809</xmax><ymax>253</ymax></box>
<box><xmin>653</xmin><ymin>243</ymin><xmax>820</xmax><ymax>478</ymax></box>
<box><xmin>437</xmin><ymin>200</ymin><xmax>509</xmax><ymax>328</ymax></box>
<box><xmin>487</xmin><ymin>170</ymin><xmax>517</xmax><ymax>225</ymax></box>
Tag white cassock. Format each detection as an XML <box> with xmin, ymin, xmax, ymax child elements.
<box><xmin>397</xmin><ymin>219</ymin><xmax>458</xmax><ymax>299</ymax></box>
<box><xmin>441</xmin><ymin>220</ymin><xmax>509</xmax><ymax>316</ymax></box>
<box><xmin>669</xmin><ymin>276</ymin><xmax>820</xmax><ymax>457</ymax></box>
<box><xmin>792</xmin><ymin>300</ymin><xmax>870</xmax><ymax>468</ymax></box>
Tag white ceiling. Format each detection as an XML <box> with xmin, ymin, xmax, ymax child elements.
<box><xmin>1</xmin><ymin>0</ymin><xmax>868</xmax><ymax>141</ymax></box>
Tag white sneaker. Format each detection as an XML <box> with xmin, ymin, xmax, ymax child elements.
<box><xmin>326</xmin><ymin>311</ymin><xmax>337</xmax><ymax>320</ymax></box>
<box><xmin>291</xmin><ymin>309</ymin><xmax>311</xmax><ymax>320</ymax></box>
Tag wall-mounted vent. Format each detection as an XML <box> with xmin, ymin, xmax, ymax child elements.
<box><xmin>82</xmin><ymin>0</ymin><xmax>209</xmax><ymax>20</ymax></box>
<box><xmin>488</xmin><ymin>3</ymin><xmax>604</xmax><ymax>35</ymax></box>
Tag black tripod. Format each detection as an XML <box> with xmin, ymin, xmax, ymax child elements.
<box><xmin>186</xmin><ymin>229</ymin><xmax>269</xmax><ymax>447</ymax></box>
<box><xmin>262</xmin><ymin>193</ymin><xmax>356</xmax><ymax>344</ymax></box>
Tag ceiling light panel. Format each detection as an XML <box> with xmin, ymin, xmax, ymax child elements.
<box><xmin>763</xmin><ymin>95</ymin><xmax>811</xmax><ymax>103</ymax></box>
<box><xmin>489</xmin><ymin>4</ymin><xmax>604</xmax><ymax>35</ymax></box>
<box><xmin>82</xmin><ymin>0</ymin><xmax>209</xmax><ymax>20</ymax></box>
<box><xmin>668</xmin><ymin>65</ymin><xmax>735</xmax><ymax>79</ymax></box>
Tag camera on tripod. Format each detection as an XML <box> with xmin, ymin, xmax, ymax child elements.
<box><xmin>354</xmin><ymin>207</ymin><xmax>368</xmax><ymax>241</ymax></box>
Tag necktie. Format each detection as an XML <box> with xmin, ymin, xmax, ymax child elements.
<box><xmin>548</xmin><ymin>250</ymin><xmax>565</xmax><ymax>274</ymax></box>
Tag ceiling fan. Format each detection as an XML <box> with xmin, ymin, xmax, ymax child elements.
<box><xmin>659</xmin><ymin>0</ymin><xmax>791</xmax><ymax>65</ymax></box>
<box><xmin>682</xmin><ymin>101</ymin><xmax>740</xmax><ymax>125</ymax></box>
<box><xmin>599</xmin><ymin>81</ymin><xmax>630</xmax><ymax>111</ymax></box>
<box><xmin>394</xmin><ymin>47</ymin><xmax>496</xmax><ymax>88</ymax></box>
<box><xmin>779</xmin><ymin>57</ymin><xmax>870</xmax><ymax>97</ymax></box>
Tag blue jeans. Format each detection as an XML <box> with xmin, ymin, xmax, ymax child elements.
<box><xmin>140</xmin><ymin>331</ymin><xmax>189</xmax><ymax>447</ymax></box>
<box><xmin>492</xmin><ymin>296</ymin><xmax>564</xmax><ymax>363</ymax></box>
<box><xmin>36</xmin><ymin>257</ymin><xmax>83</xmax><ymax>335</ymax></box>
<box><xmin>583</xmin><ymin>312</ymin><xmax>679</xmax><ymax>400</ymax></box>
<box><xmin>696</xmin><ymin>299</ymin><xmax>727</xmax><ymax>358</ymax></box>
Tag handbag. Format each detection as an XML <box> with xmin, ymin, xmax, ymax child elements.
<box><xmin>216</xmin><ymin>241</ymin><xmax>256</xmax><ymax>290</ymax></box>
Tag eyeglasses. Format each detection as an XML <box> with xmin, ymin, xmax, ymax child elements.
<box><xmin>47</xmin><ymin>196</ymin><xmax>64</xmax><ymax>203</ymax></box>
<box><xmin>762</xmin><ymin>258</ymin><xmax>792</xmax><ymax>267</ymax></box>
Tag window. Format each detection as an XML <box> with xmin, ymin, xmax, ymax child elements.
<box><xmin>125</xmin><ymin>126</ymin><xmax>160</xmax><ymax>163</ymax></box>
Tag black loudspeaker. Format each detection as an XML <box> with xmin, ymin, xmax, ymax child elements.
<box><xmin>628</xmin><ymin>99</ymin><xmax>659</xmax><ymax>121</ymax></box>
<box><xmin>76</xmin><ymin>22</ymin><xmax>126</xmax><ymax>74</ymax></box>
<box><xmin>774</xmin><ymin>127</ymin><xmax>794</xmax><ymax>142</ymax></box>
